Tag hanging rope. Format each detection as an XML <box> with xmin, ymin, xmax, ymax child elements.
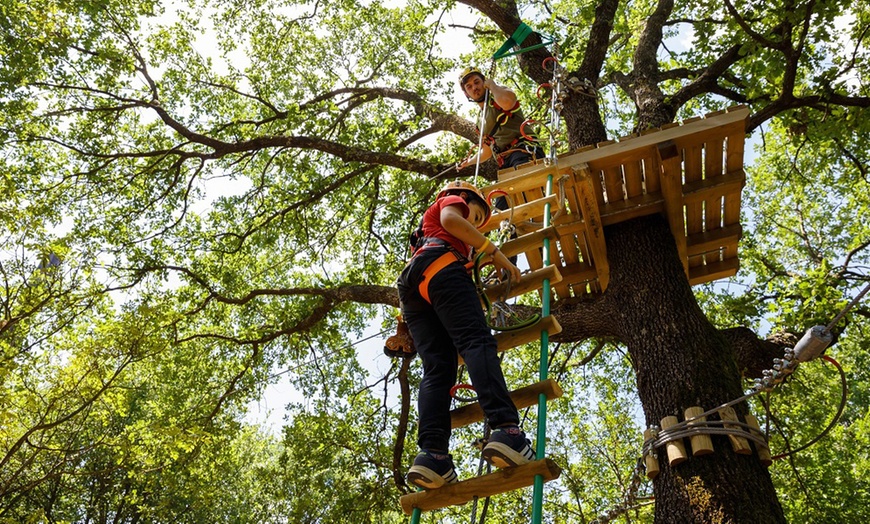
<box><xmin>453</xmin><ymin>364</ymin><xmax>497</xmax><ymax>524</ymax></box>
<box><xmin>470</xmin><ymin>61</ymin><xmax>498</xmax><ymax>187</ymax></box>
<box><xmin>769</xmin><ymin>354</ymin><xmax>848</xmax><ymax>460</ymax></box>
<box><xmin>473</xmin><ymin>250</ymin><xmax>540</xmax><ymax>331</ymax></box>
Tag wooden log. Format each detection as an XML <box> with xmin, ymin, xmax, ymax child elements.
<box><xmin>450</xmin><ymin>379</ymin><xmax>564</xmax><ymax>429</ymax></box>
<box><xmin>660</xmin><ymin>415</ymin><xmax>688</xmax><ymax>466</ymax></box>
<box><xmin>499</xmin><ymin>226</ymin><xmax>559</xmax><ymax>259</ymax></box>
<box><xmin>481</xmin><ymin>193</ymin><xmax>561</xmax><ymax>234</ymax></box>
<box><xmin>494</xmin><ymin>315</ymin><xmax>562</xmax><ymax>352</ymax></box>
<box><xmin>684</xmin><ymin>406</ymin><xmax>714</xmax><ymax>456</ymax></box>
<box><xmin>400</xmin><ymin>458</ymin><xmax>562</xmax><ymax>515</ymax></box>
<box><xmin>718</xmin><ymin>406</ymin><xmax>752</xmax><ymax>455</ymax></box>
<box><xmin>643</xmin><ymin>428</ymin><xmax>660</xmax><ymax>479</ymax></box>
<box><xmin>744</xmin><ymin>414</ymin><xmax>773</xmax><ymax>467</ymax></box>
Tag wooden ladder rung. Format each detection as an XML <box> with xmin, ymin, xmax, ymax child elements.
<box><xmin>495</xmin><ymin>315</ymin><xmax>562</xmax><ymax>351</ymax></box>
<box><xmin>450</xmin><ymin>379</ymin><xmax>564</xmax><ymax>429</ymax></box>
<box><xmin>481</xmin><ymin>194</ymin><xmax>561</xmax><ymax>234</ymax></box>
<box><xmin>484</xmin><ymin>265</ymin><xmax>562</xmax><ymax>303</ymax></box>
<box><xmin>400</xmin><ymin>458</ymin><xmax>562</xmax><ymax>515</ymax></box>
<box><xmin>459</xmin><ymin>315</ymin><xmax>562</xmax><ymax>366</ymax></box>
<box><xmin>500</xmin><ymin>225</ymin><xmax>559</xmax><ymax>258</ymax></box>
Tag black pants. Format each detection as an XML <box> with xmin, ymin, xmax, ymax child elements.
<box><xmin>494</xmin><ymin>146</ymin><xmax>546</xmax><ymax>212</ymax></box>
<box><xmin>397</xmin><ymin>249</ymin><xmax>519</xmax><ymax>452</ymax></box>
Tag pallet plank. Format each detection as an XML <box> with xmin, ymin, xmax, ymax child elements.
<box><xmin>572</xmin><ymin>164</ymin><xmax>610</xmax><ymax>290</ymax></box>
<box><xmin>685</xmin><ymin>143</ymin><xmax>704</xmax><ymax>251</ymax></box>
<box><xmin>624</xmin><ymin>158</ymin><xmax>644</xmax><ymax>198</ymax></box>
<box><xmin>657</xmin><ymin>141</ymin><xmax>689</xmax><ymax>277</ymax></box>
<box><xmin>688</xmin><ymin>258</ymin><xmax>740</xmax><ymax>285</ymax></box>
<box><xmin>686</xmin><ymin>224</ymin><xmax>742</xmax><ymax>257</ymax></box>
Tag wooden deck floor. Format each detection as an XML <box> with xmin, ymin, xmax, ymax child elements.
<box><xmin>480</xmin><ymin>105</ymin><xmax>749</xmax><ymax>299</ymax></box>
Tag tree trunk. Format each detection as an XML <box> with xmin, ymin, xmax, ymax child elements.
<box><xmin>604</xmin><ymin>215</ymin><xmax>785</xmax><ymax>523</ymax></box>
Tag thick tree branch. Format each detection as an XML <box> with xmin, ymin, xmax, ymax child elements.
<box><xmin>748</xmin><ymin>93</ymin><xmax>870</xmax><ymax>132</ymax></box>
<box><xmin>670</xmin><ymin>44</ymin><xmax>746</xmax><ymax>109</ymax></box>
<box><xmin>722</xmin><ymin>0</ymin><xmax>782</xmax><ymax>50</ymax></box>
<box><xmin>720</xmin><ymin>326</ymin><xmax>795</xmax><ymax>378</ymax></box>
<box><xmin>301</xmin><ymin>86</ymin><xmax>478</xmax><ymax>142</ymax></box>
<box><xmin>632</xmin><ymin>0</ymin><xmax>676</xmax><ymax>128</ymax></box>
<box><xmin>578</xmin><ymin>0</ymin><xmax>620</xmax><ymax>83</ymax></box>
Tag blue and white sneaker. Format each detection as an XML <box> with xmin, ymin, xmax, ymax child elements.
<box><xmin>407</xmin><ymin>451</ymin><xmax>459</xmax><ymax>489</ymax></box>
<box><xmin>482</xmin><ymin>426</ymin><xmax>535</xmax><ymax>468</ymax></box>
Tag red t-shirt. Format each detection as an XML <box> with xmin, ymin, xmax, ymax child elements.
<box><xmin>422</xmin><ymin>195</ymin><xmax>471</xmax><ymax>258</ymax></box>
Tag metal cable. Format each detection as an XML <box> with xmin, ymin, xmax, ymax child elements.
<box><xmin>825</xmin><ymin>280</ymin><xmax>870</xmax><ymax>332</ymax></box>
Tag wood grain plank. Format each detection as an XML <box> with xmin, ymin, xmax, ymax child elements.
<box><xmin>400</xmin><ymin>459</ymin><xmax>562</xmax><ymax>514</ymax></box>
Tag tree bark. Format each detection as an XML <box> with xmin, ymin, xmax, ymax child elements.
<box><xmin>604</xmin><ymin>215</ymin><xmax>785</xmax><ymax>523</ymax></box>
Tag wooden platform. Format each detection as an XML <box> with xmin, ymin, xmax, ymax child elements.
<box><xmin>481</xmin><ymin>105</ymin><xmax>749</xmax><ymax>298</ymax></box>
<box><xmin>400</xmin><ymin>458</ymin><xmax>562</xmax><ymax>515</ymax></box>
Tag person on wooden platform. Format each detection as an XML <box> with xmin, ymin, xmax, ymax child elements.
<box><xmin>397</xmin><ymin>180</ymin><xmax>536</xmax><ymax>489</ymax></box>
<box><xmin>457</xmin><ymin>67</ymin><xmax>543</xmax><ymax>263</ymax></box>
<box><xmin>457</xmin><ymin>66</ymin><xmax>545</xmax><ymax>173</ymax></box>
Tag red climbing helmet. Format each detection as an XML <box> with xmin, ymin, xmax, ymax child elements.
<box><xmin>437</xmin><ymin>180</ymin><xmax>492</xmax><ymax>227</ymax></box>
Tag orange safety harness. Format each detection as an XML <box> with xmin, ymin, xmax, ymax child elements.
<box><xmin>418</xmin><ymin>251</ymin><xmax>461</xmax><ymax>304</ymax></box>
<box><xmin>478</xmin><ymin>99</ymin><xmax>540</xmax><ymax>168</ymax></box>
<box><xmin>412</xmin><ymin>238</ymin><xmax>474</xmax><ymax>304</ymax></box>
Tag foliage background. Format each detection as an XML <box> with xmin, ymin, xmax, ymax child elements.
<box><xmin>1</xmin><ymin>0</ymin><xmax>869</xmax><ymax>522</ymax></box>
